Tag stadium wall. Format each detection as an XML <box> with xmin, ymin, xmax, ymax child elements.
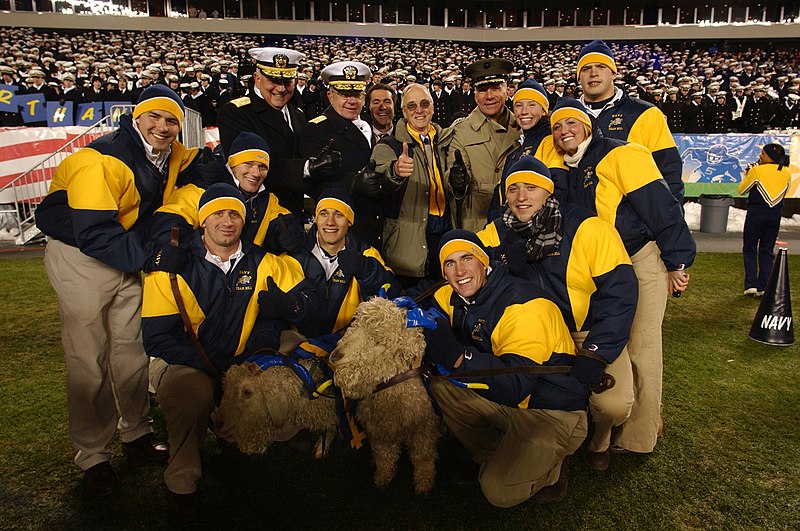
<box><xmin>4</xmin><ymin>12</ymin><xmax>800</xmax><ymax>42</ymax></box>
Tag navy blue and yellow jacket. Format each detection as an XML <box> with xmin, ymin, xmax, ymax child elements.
<box><xmin>149</xmin><ymin>147</ymin><xmax>301</xmax><ymax>254</ymax></box>
<box><xmin>291</xmin><ymin>226</ymin><xmax>400</xmax><ymax>338</ymax></box>
<box><xmin>142</xmin><ymin>231</ymin><xmax>312</xmax><ymax>376</ymax></box>
<box><xmin>35</xmin><ymin>114</ymin><xmax>199</xmax><ymax>273</ymax></box>
<box><xmin>589</xmin><ymin>91</ymin><xmax>685</xmax><ymax>203</ymax></box>
<box><xmin>559</xmin><ymin>137</ymin><xmax>696</xmax><ymax>272</ymax></box>
<box><xmin>738</xmin><ymin>162</ymin><xmax>792</xmax><ymax>213</ymax></box>
<box><xmin>477</xmin><ymin>202</ymin><xmax>637</xmax><ymax>365</ymax></box>
<box><xmin>431</xmin><ymin>265</ymin><xmax>588</xmax><ymax>411</ymax></box>
<box><xmin>487</xmin><ymin>119</ymin><xmax>552</xmax><ymax>221</ymax></box>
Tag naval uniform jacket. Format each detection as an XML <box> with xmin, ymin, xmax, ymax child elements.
<box><xmin>216</xmin><ymin>94</ymin><xmax>307</xmax><ymax>214</ymax></box>
<box><xmin>303</xmin><ymin>106</ymin><xmax>382</xmax><ymax>250</ymax></box>
<box><xmin>35</xmin><ymin>114</ymin><xmax>199</xmax><ymax>273</ymax></box>
<box><xmin>477</xmin><ymin>202</ymin><xmax>637</xmax><ymax>366</ymax></box>
<box><xmin>431</xmin><ymin>265</ymin><xmax>588</xmax><ymax>411</ymax></box>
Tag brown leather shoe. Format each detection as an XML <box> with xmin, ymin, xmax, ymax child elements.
<box><xmin>584</xmin><ymin>449</ymin><xmax>611</xmax><ymax>471</ymax></box>
<box><xmin>123</xmin><ymin>433</ymin><xmax>169</xmax><ymax>463</ymax></box>
<box><xmin>84</xmin><ymin>461</ymin><xmax>119</xmax><ymax>497</ymax></box>
<box><xmin>533</xmin><ymin>457</ymin><xmax>569</xmax><ymax>504</ymax></box>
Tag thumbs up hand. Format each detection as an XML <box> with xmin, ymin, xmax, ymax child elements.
<box><xmin>448</xmin><ymin>149</ymin><xmax>470</xmax><ymax>199</ymax></box>
<box><xmin>395</xmin><ymin>142</ymin><xmax>414</xmax><ymax>178</ymax></box>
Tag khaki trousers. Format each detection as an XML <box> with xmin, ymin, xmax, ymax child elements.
<box><xmin>431</xmin><ymin>381</ymin><xmax>587</xmax><ymax>508</ymax></box>
<box><xmin>571</xmin><ymin>331</ymin><xmax>634</xmax><ymax>452</ymax></box>
<box><xmin>150</xmin><ymin>358</ymin><xmax>218</xmax><ymax>494</ymax></box>
<box><xmin>614</xmin><ymin>241</ymin><xmax>668</xmax><ymax>453</ymax></box>
<box><xmin>44</xmin><ymin>239</ymin><xmax>153</xmax><ymax>470</ymax></box>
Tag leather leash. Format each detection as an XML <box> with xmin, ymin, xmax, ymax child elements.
<box><xmin>426</xmin><ymin>365</ymin><xmax>615</xmax><ymax>394</ymax></box>
<box><xmin>167</xmin><ymin>226</ymin><xmax>222</xmax><ymax>380</ymax></box>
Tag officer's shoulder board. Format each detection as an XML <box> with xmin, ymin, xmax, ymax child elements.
<box><xmin>309</xmin><ymin>115</ymin><xmax>328</xmax><ymax>125</ymax></box>
<box><xmin>231</xmin><ymin>96</ymin><xmax>250</xmax><ymax>107</ymax></box>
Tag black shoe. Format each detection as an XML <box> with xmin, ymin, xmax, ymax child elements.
<box><xmin>123</xmin><ymin>433</ymin><xmax>169</xmax><ymax>463</ymax></box>
<box><xmin>84</xmin><ymin>461</ymin><xmax>120</xmax><ymax>497</ymax></box>
<box><xmin>167</xmin><ymin>490</ymin><xmax>203</xmax><ymax>524</ymax></box>
<box><xmin>534</xmin><ymin>457</ymin><xmax>569</xmax><ymax>504</ymax></box>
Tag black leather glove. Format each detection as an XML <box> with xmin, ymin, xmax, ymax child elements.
<box><xmin>449</xmin><ymin>149</ymin><xmax>470</xmax><ymax>200</ymax></box>
<box><xmin>258</xmin><ymin>277</ymin><xmax>300</xmax><ymax>320</ymax></box>
<box><xmin>422</xmin><ymin>317</ymin><xmax>467</xmax><ymax>370</ymax></box>
<box><xmin>308</xmin><ymin>139</ymin><xmax>342</xmax><ymax>181</ymax></box>
<box><xmin>192</xmin><ymin>146</ymin><xmax>226</xmax><ymax>188</ymax></box>
<box><xmin>569</xmin><ymin>352</ymin><xmax>606</xmax><ymax>386</ymax></box>
<box><xmin>501</xmin><ymin>232</ymin><xmax>529</xmax><ymax>275</ymax></box>
<box><xmin>276</xmin><ymin>214</ymin><xmax>306</xmax><ymax>254</ymax></box>
<box><xmin>337</xmin><ymin>249</ymin><xmax>368</xmax><ymax>277</ymax></box>
<box><xmin>145</xmin><ymin>243</ymin><xmax>189</xmax><ymax>274</ymax></box>
<box><xmin>350</xmin><ymin>159</ymin><xmax>381</xmax><ymax>197</ymax></box>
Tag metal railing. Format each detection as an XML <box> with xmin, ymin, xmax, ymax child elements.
<box><xmin>0</xmin><ymin>106</ymin><xmax>204</xmax><ymax>245</ymax></box>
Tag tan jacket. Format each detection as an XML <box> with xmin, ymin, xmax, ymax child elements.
<box><xmin>444</xmin><ymin>106</ymin><xmax>520</xmax><ymax>231</ymax></box>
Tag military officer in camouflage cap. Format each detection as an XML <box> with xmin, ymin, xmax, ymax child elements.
<box><xmin>216</xmin><ymin>47</ymin><xmax>307</xmax><ymax>214</ymax></box>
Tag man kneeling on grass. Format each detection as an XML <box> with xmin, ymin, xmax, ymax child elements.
<box><xmin>142</xmin><ymin>183</ymin><xmax>316</xmax><ymax>523</ymax></box>
<box><xmin>423</xmin><ymin>230</ymin><xmax>588</xmax><ymax>507</ymax></box>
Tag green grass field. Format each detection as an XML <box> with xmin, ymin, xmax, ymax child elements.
<box><xmin>1</xmin><ymin>253</ymin><xmax>798</xmax><ymax>530</ymax></box>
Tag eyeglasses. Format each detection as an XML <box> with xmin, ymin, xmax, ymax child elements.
<box><xmin>405</xmin><ymin>100</ymin><xmax>431</xmax><ymax>112</ymax></box>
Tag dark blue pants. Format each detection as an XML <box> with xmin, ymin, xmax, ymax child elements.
<box><xmin>742</xmin><ymin>208</ymin><xmax>781</xmax><ymax>291</ymax></box>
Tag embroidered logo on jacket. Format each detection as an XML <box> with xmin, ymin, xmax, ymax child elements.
<box><xmin>583</xmin><ymin>166</ymin><xmax>595</xmax><ymax>189</ymax></box>
<box><xmin>608</xmin><ymin>114</ymin><xmax>625</xmax><ymax>131</ymax></box>
<box><xmin>471</xmin><ymin>319</ymin><xmax>486</xmax><ymax>342</ymax></box>
<box><xmin>235</xmin><ymin>272</ymin><xmax>254</xmax><ymax>291</ymax></box>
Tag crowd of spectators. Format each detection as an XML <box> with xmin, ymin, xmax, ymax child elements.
<box><xmin>1</xmin><ymin>26</ymin><xmax>799</xmax><ymax>132</ymax></box>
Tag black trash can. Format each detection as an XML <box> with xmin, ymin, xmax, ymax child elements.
<box><xmin>698</xmin><ymin>194</ymin><xmax>734</xmax><ymax>234</ymax></box>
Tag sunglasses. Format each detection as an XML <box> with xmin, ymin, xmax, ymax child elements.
<box><xmin>405</xmin><ymin>100</ymin><xmax>431</xmax><ymax>112</ymax></box>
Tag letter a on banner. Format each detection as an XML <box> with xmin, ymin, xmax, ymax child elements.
<box><xmin>104</xmin><ymin>102</ymin><xmax>129</xmax><ymax>126</ymax></box>
<box><xmin>77</xmin><ymin>102</ymin><xmax>103</xmax><ymax>126</ymax></box>
<box><xmin>47</xmin><ymin>101</ymin><xmax>74</xmax><ymax>126</ymax></box>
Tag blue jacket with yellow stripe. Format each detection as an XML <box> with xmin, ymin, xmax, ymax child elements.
<box><xmin>142</xmin><ymin>231</ymin><xmax>313</xmax><ymax>376</ymax></box>
<box><xmin>587</xmin><ymin>90</ymin><xmax>684</xmax><ymax>203</ymax></box>
<box><xmin>431</xmin><ymin>264</ymin><xmax>588</xmax><ymax>411</ymax></box>
<box><xmin>290</xmin><ymin>226</ymin><xmax>401</xmax><ymax>338</ymax></box>
<box><xmin>35</xmin><ymin>114</ymin><xmax>199</xmax><ymax>273</ymax></box>
<box><xmin>148</xmin><ymin>147</ymin><xmax>301</xmax><ymax>254</ymax></box>
<box><xmin>557</xmin><ymin>137</ymin><xmax>695</xmax><ymax>271</ymax></box>
<box><xmin>738</xmin><ymin>162</ymin><xmax>792</xmax><ymax>213</ymax></box>
<box><xmin>476</xmin><ymin>203</ymin><xmax>637</xmax><ymax>366</ymax></box>
<box><xmin>487</xmin><ymin>119</ymin><xmax>553</xmax><ymax>222</ymax></box>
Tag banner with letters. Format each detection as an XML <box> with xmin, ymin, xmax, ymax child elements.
<box><xmin>46</xmin><ymin>101</ymin><xmax>74</xmax><ymax>127</ymax></box>
<box><xmin>0</xmin><ymin>84</ymin><xmax>19</xmax><ymax>112</ymax></box>
<box><xmin>676</xmin><ymin>134</ymin><xmax>799</xmax><ymax>198</ymax></box>
<box><xmin>76</xmin><ymin>102</ymin><xmax>103</xmax><ymax>126</ymax></box>
<box><xmin>14</xmin><ymin>94</ymin><xmax>46</xmax><ymax>123</ymax></box>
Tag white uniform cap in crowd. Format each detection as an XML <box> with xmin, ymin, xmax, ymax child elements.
<box><xmin>321</xmin><ymin>61</ymin><xmax>371</xmax><ymax>91</ymax></box>
<box><xmin>249</xmin><ymin>47</ymin><xmax>306</xmax><ymax>79</ymax></box>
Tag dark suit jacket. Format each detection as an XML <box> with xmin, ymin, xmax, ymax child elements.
<box><xmin>303</xmin><ymin>106</ymin><xmax>381</xmax><ymax>249</ymax></box>
<box><xmin>216</xmin><ymin>94</ymin><xmax>307</xmax><ymax>214</ymax></box>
